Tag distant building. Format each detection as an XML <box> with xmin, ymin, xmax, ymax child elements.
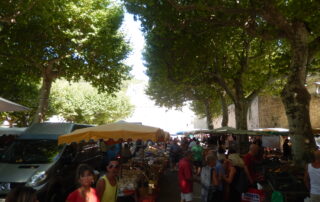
<box><xmin>213</xmin><ymin>83</ymin><xmax>320</xmax><ymax>129</ymax></box>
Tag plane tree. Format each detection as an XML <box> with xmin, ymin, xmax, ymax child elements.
<box><xmin>0</xmin><ymin>0</ymin><xmax>131</xmax><ymax>123</ymax></box>
<box><xmin>48</xmin><ymin>80</ymin><xmax>134</xmax><ymax>125</ymax></box>
<box><xmin>143</xmin><ymin>23</ymin><xmax>284</xmax><ymax>152</ymax></box>
<box><xmin>124</xmin><ymin>0</ymin><xmax>320</xmax><ymax>164</ymax></box>
<box><xmin>144</xmin><ymin>24</ymin><xmax>230</xmax><ymax>130</ymax></box>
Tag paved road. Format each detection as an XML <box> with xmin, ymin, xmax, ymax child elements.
<box><xmin>157</xmin><ymin>170</ymin><xmax>201</xmax><ymax>202</ymax></box>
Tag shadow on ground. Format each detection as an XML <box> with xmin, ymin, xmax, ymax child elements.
<box><xmin>157</xmin><ymin>170</ymin><xmax>201</xmax><ymax>202</ymax></box>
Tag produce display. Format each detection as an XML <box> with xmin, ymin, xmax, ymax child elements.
<box><xmin>117</xmin><ymin>143</ymin><xmax>169</xmax><ymax>199</ymax></box>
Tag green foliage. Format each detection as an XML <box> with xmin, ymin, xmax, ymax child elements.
<box><xmin>0</xmin><ymin>63</ymin><xmax>40</xmax><ymax>126</ymax></box>
<box><xmin>0</xmin><ymin>0</ymin><xmax>131</xmax><ymax>121</ymax></box>
<box><xmin>1</xmin><ymin>0</ymin><xmax>130</xmax><ymax>92</ymax></box>
<box><xmin>48</xmin><ymin>80</ymin><xmax>134</xmax><ymax>125</ymax></box>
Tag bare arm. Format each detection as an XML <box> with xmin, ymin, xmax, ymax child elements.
<box><xmin>96</xmin><ymin>178</ymin><xmax>106</xmax><ymax>200</ymax></box>
<box><xmin>212</xmin><ymin>169</ymin><xmax>219</xmax><ymax>186</ymax></box>
<box><xmin>224</xmin><ymin>167</ymin><xmax>236</xmax><ymax>184</ymax></box>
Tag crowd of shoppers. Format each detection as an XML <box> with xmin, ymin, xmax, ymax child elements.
<box><xmin>171</xmin><ymin>136</ymin><xmax>261</xmax><ymax>202</ymax></box>
<box><xmin>4</xmin><ymin>135</ymin><xmax>320</xmax><ymax>202</ymax></box>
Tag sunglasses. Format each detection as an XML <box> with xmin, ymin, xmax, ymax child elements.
<box><xmin>108</xmin><ymin>164</ymin><xmax>120</xmax><ymax>169</ymax></box>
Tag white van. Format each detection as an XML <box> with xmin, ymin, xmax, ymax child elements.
<box><xmin>0</xmin><ymin>123</ymin><xmax>102</xmax><ymax>202</ymax></box>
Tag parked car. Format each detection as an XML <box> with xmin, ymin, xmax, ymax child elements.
<box><xmin>0</xmin><ymin>122</ymin><xmax>103</xmax><ymax>202</ymax></box>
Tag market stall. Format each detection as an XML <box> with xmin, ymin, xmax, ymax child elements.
<box><xmin>58</xmin><ymin>121</ymin><xmax>168</xmax><ymax>202</ymax></box>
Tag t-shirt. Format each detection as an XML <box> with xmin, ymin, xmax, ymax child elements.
<box><xmin>308</xmin><ymin>163</ymin><xmax>320</xmax><ymax>195</ymax></box>
<box><xmin>200</xmin><ymin>165</ymin><xmax>216</xmax><ymax>202</ymax></box>
<box><xmin>191</xmin><ymin>145</ymin><xmax>203</xmax><ymax>161</ymax></box>
<box><xmin>67</xmin><ymin>188</ymin><xmax>100</xmax><ymax>202</ymax></box>
<box><xmin>178</xmin><ymin>157</ymin><xmax>193</xmax><ymax>193</ymax></box>
<box><xmin>188</xmin><ymin>141</ymin><xmax>196</xmax><ymax>149</ymax></box>
<box><xmin>170</xmin><ymin>144</ymin><xmax>181</xmax><ymax>157</ymax></box>
<box><xmin>215</xmin><ymin>160</ymin><xmax>225</xmax><ymax>191</ymax></box>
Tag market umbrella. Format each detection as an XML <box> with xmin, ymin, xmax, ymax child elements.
<box><xmin>58</xmin><ymin>122</ymin><xmax>165</xmax><ymax>145</ymax></box>
<box><xmin>0</xmin><ymin>97</ymin><xmax>30</xmax><ymax>112</ymax></box>
<box><xmin>213</xmin><ymin>126</ymin><xmax>256</xmax><ymax>135</ymax></box>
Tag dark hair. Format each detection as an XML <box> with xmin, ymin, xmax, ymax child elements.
<box><xmin>6</xmin><ymin>185</ymin><xmax>37</xmax><ymax>202</ymax></box>
<box><xmin>76</xmin><ymin>164</ymin><xmax>94</xmax><ymax>181</ymax></box>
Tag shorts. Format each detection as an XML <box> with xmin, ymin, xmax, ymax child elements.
<box><xmin>181</xmin><ymin>192</ymin><xmax>193</xmax><ymax>202</ymax></box>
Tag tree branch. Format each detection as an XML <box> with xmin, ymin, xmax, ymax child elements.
<box><xmin>0</xmin><ymin>52</ymin><xmax>38</xmax><ymax>67</ymax></box>
<box><xmin>259</xmin><ymin>0</ymin><xmax>294</xmax><ymax>37</ymax></box>
<box><xmin>0</xmin><ymin>1</ymin><xmax>36</xmax><ymax>24</ymax></box>
<box><xmin>214</xmin><ymin>75</ymin><xmax>236</xmax><ymax>103</ymax></box>
<box><xmin>167</xmin><ymin>0</ymin><xmax>257</xmax><ymax>15</ymax></box>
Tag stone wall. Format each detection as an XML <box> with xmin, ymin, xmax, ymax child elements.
<box><xmin>258</xmin><ymin>96</ymin><xmax>288</xmax><ymax>128</ymax></box>
<box><xmin>310</xmin><ymin>95</ymin><xmax>320</xmax><ymax>128</ymax></box>
<box><xmin>212</xmin><ymin>95</ymin><xmax>320</xmax><ymax>129</ymax></box>
<box><xmin>212</xmin><ymin>104</ymin><xmax>236</xmax><ymax>128</ymax></box>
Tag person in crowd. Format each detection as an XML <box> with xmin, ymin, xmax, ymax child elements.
<box><xmin>66</xmin><ymin>164</ymin><xmax>99</xmax><ymax>202</ymax></box>
<box><xmin>188</xmin><ymin>138</ymin><xmax>197</xmax><ymax>150</ymax></box>
<box><xmin>253</xmin><ymin>138</ymin><xmax>264</xmax><ymax>161</ymax></box>
<box><xmin>100</xmin><ymin>142</ymin><xmax>121</xmax><ymax>169</ymax></box>
<box><xmin>96</xmin><ymin>159</ymin><xmax>120</xmax><ymax>202</ymax></box>
<box><xmin>223</xmin><ymin>153</ymin><xmax>249</xmax><ymax>202</ymax></box>
<box><xmin>200</xmin><ymin>154</ymin><xmax>218</xmax><ymax>202</ymax></box>
<box><xmin>191</xmin><ymin>140</ymin><xmax>204</xmax><ymax>176</ymax></box>
<box><xmin>134</xmin><ymin>139</ymin><xmax>144</xmax><ymax>156</ymax></box>
<box><xmin>282</xmin><ymin>138</ymin><xmax>292</xmax><ymax>160</ymax></box>
<box><xmin>181</xmin><ymin>137</ymin><xmax>189</xmax><ymax>151</ymax></box>
<box><xmin>243</xmin><ymin>144</ymin><xmax>259</xmax><ymax>184</ymax></box>
<box><xmin>304</xmin><ymin>150</ymin><xmax>320</xmax><ymax>202</ymax></box>
<box><xmin>227</xmin><ymin>135</ymin><xmax>236</xmax><ymax>151</ymax></box>
<box><xmin>217</xmin><ymin>145</ymin><xmax>226</xmax><ymax>160</ymax></box>
<box><xmin>207</xmin><ymin>135</ymin><xmax>218</xmax><ymax>149</ymax></box>
<box><xmin>170</xmin><ymin>139</ymin><xmax>182</xmax><ymax>171</ymax></box>
<box><xmin>6</xmin><ymin>185</ymin><xmax>38</xmax><ymax>202</ymax></box>
<box><xmin>215</xmin><ymin>151</ymin><xmax>225</xmax><ymax>202</ymax></box>
<box><xmin>179</xmin><ymin>151</ymin><xmax>197</xmax><ymax>202</ymax></box>
<box><xmin>120</xmin><ymin>143</ymin><xmax>132</xmax><ymax>163</ymax></box>
<box><xmin>129</xmin><ymin>142</ymin><xmax>135</xmax><ymax>154</ymax></box>
<box><xmin>135</xmin><ymin>147</ymin><xmax>144</xmax><ymax>158</ymax></box>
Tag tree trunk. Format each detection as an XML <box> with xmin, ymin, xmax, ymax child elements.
<box><xmin>33</xmin><ymin>67</ymin><xmax>55</xmax><ymax>123</ymax></box>
<box><xmin>234</xmin><ymin>100</ymin><xmax>249</xmax><ymax>154</ymax></box>
<box><xmin>204</xmin><ymin>100</ymin><xmax>214</xmax><ymax>130</ymax></box>
<box><xmin>219</xmin><ymin>93</ymin><xmax>228</xmax><ymax>127</ymax></box>
<box><xmin>280</xmin><ymin>24</ymin><xmax>317</xmax><ymax>165</ymax></box>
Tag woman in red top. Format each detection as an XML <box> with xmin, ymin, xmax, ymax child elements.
<box><xmin>66</xmin><ymin>164</ymin><xmax>100</xmax><ymax>202</ymax></box>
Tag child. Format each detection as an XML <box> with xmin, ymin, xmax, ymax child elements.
<box><xmin>66</xmin><ymin>164</ymin><xmax>100</xmax><ymax>202</ymax></box>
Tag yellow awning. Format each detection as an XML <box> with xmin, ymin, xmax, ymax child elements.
<box><xmin>58</xmin><ymin>122</ymin><xmax>165</xmax><ymax>145</ymax></box>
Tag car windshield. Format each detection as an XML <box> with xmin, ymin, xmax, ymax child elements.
<box><xmin>0</xmin><ymin>139</ymin><xmax>62</xmax><ymax>164</ymax></box>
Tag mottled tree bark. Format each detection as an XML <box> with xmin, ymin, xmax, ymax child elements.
<box><xmin>280</xmin><ymin>23</ymin><xmax>317</xmax><ymax>165</ymax></box>
<box><xmin>204</xmin><ymin>100</ymin><xmax>214</xmax><ymax>130</ymax></box>
<box><xmin>219</xmin><ymin>92</ymin><xmax>228</xmax><ymax>127</ymax></box>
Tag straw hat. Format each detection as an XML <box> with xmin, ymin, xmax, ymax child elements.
<box><xmin>228</xmin><ymin>153</ymin><xmax>244</xmax><ymax>167</ymax></box>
